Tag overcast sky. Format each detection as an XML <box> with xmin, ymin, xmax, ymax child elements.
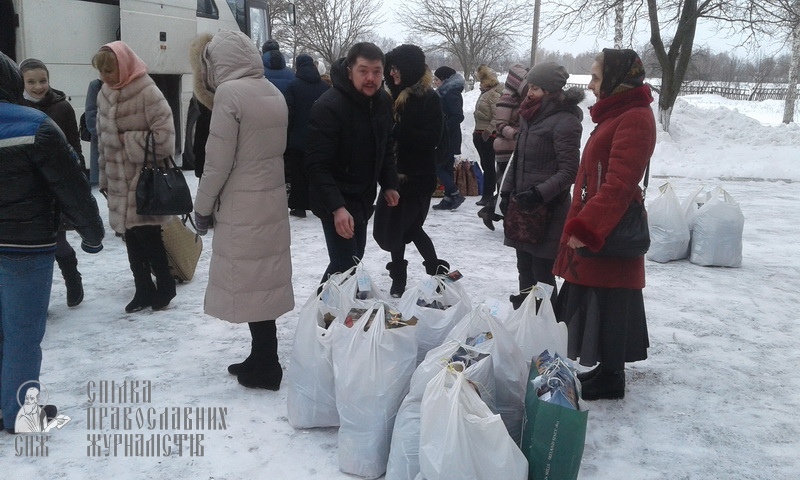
<box><xmin>374</xmin><ymin>0</ymin><xmax>785</xmax><ymax>57</ymax></box>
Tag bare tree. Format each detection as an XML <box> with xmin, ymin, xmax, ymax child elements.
<box><xmin>274</xmin><ymin>0</ymin><xmax>383</xmax><ymax>67</ymax></box>
<box><xmin>398</xmin><ymin>0</ymin><xmax>529</xmax><ymax>86</ymax></box>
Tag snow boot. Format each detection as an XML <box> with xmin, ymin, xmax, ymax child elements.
<box><xmin>580</xmin><ymin>367</ymin><xmax>625</xmax><ymax>400</ymax></box>
<box><xmin>237</xmin><ymin>321</ymin><xmax>283</xmax><ymax>390</ymax></box>
<box><xmin>423</xmin><ymin>259</ymin><xmax>450</xmax><ymax>276</ymax></box>
<box><xmin>56</xmin><ymin>253</ymin><xmax>84</xmax><ymax>307</ymax></box>
<box><xmin>125</xmin><ymin>261</ymin><xmax>155</xmax><ymax>313</ymax></box>
<box><xmin>577</xmin><ymin>364</ymin><xmax>601</xmax><ymax>383</ymax></box>
<box><xmin>386</xmin><ymin>260</ymin><xmax>408</xmax><ymax>298</ymax></box>
<box><xmin>143</xmin><ymin>227</ymin><xmax>176</xmax><ymax>311</ymax></box>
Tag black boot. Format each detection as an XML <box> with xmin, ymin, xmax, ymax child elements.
<box><xmin>386</xmin><ymin>260</ymin><xmax>408</xmax><ymax>298</ymax></box>
<box><xmin>228</xmin><ymin>325</ymin><xmax>260</xmax><ymax>375</ymax></box>
<box><xmin>126</xmin><ymin>261</ymin><xmax>155</xmax><ymax>313</ymax></box>
<box><xmin>56</xmin><ymin>253</ymin><xmax>84</xmax><ymax>307</ymax></box>
<box><xmin>576</xmin><ymin>364</ymin><xmax>601</xmax><ymax>383</ymax></box>
<box><xmin>581</xmin><ymin>366</ymin><xmax>625</xmax><ymax>400</ymax></box>
<box><xmin>423</xmin><ymin>259</ymin><xmax>450</xmax><ymax>276</ymax></box>
<box><xmin>142</xmin><ymin>226</ymin><xmax>176</xmax><ymax>311</ymax></box>
<box><xmin>238</xmin><ymin>321</ymin><xmax>283</xmax><ymax>390</ymax></box>
<box><xmin>509</xmin><ymin>292</ymin><xmax>529</xmax><ymax>310</ymax></box>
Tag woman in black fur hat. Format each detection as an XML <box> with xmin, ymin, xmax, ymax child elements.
<box><xmin>372</xmin><ymin>44</ymin><xmax>450</xmax><ymax>297</ymax></box>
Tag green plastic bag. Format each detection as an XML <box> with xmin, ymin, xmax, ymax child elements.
<box><xmin>521</xmin><ymin>363</ymin><xmax>588</xmax><ymax>480</ymax></box>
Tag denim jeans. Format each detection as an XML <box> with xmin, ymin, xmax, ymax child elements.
<box><xmin>0</xmin><ymin>252</ymin><xmax>54</xmax><ymax>430</ymax></box>
<box><xmin>319</xmin><ymin>204</ymin><xmax>368</xmax><ymax>284</ymax></box>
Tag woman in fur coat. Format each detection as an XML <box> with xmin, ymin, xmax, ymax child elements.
<box><xmin>93</xmin><ymin>41</ymin><xmax>176</xmax><ymax>313</ymax></box>
<box><xmin>192</xmin><ymin>30</ymin><xmax>294</xmax><ymax>390</ymax></box>
<box><xmin>498</xmin><ymin>62</ymin><xmax>583</xmax><ymax>310</ymax></box>
<box><xmin>373</xmin><ymin>44</ymin><xmax>450</xmax><ymax>297</ymax></box>
<box><xmin>553</xmin><ymin>49</ymin><xmax>657</xmax><ymax>401</ymax></box>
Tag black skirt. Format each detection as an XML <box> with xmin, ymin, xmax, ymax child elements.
<box><xmin>554</xmin><ymin>281</ymin><xmax>649</xmax><ymax>368</ymax></box>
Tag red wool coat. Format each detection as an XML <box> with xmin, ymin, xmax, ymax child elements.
<box><xmin>553</xmin><ymin>85</ymin><xmax>657</xmax><ymax>289</ymax></box>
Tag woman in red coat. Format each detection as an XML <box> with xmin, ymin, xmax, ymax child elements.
<box><xmin>553</xmin><ymin>49</ymin><xmax>656</xmax><ymax>400</ymax></box>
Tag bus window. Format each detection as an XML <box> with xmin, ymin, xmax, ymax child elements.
<box><xmin>248</xmin><ymin>5</ymin><xmax>268</xmax><ymax>49</ymax></box>
<box><xmin>225</xmin><ymin>0</ymin><xmax>246</xmax><ymax>33</ymax></box>
<box><xmin>197</xmin><ymin>0</ymin><xmax>219</xmax><ymax>18</ymax></box>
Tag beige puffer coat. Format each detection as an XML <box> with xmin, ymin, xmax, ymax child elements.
<box><xmin>97</xmin><ymin>75</ymin><xmax>175</xmax><ymax>233</ymax></box>
<box><xmin>193</xmin><ymin>30</ymin><xmax>294</xmax><ymax>323</ymax></box>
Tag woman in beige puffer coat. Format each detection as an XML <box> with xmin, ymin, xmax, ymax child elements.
<box><xmin>94</xmin><ymin>41</ymin><xmax>177</xmax><ymax>313</ymax></box>
<box><xmin>192</xmin><ymin>30</ymin><xmax>294</xmax><ymax>391</ymax></box>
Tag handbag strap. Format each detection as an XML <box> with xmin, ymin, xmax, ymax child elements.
<box><xmin>144</xmin><ymin>131</ymin><xmax>157</xmax><ymax>168</ymax></box>
<box><xmin>581</xmin><ymin>159</ymin><xmax>651</xmax><ymax>204</ymax></box>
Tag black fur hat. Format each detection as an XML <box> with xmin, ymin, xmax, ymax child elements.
<box><xmin>385</xmin><ymin>44</ymin><xmax>426</xmax><ymax>90</ymax></box>
<box><xmin>434</xmin><ymin>66</ymin><xmax>456</xmax><ymax>81</ymax></box>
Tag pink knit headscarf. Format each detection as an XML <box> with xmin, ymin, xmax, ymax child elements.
<box><xmin>102</xmin><ymin>41</ymin><xmax>148</xmax><ymax>90</ymax></box>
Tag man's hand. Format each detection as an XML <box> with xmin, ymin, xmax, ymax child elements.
<box><xmin>384</xmin><ymin>189</ymin><xmax>400</xmax><ymax>207</ymax></box>
<box><xmin>333</xmin><ymin>207</ymin><xmax>354</xmax><ymax>239</ymax></box>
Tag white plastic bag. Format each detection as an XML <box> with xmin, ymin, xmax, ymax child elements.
<box><xmin>501</xmin><ymin>283</ymin><xmax>568</xmax><ymax>372</ymax></box>
<box><xmin>417</xmin><ymin>363</ymin><xmax>528</xmax><ymax>480</ymax></box>
<box><xmin>690</xmin><ymin>186</ymin><xmax>744</xmax><ymax>267</ymax></box>
<box><xmin>332</xmin><ymin>301</ymin><xmax>419</xmax><ymax>479</ymax></box>
<box><xmin>285</xmin><ymin>268</ymin><xmax>355</xmax><ymax>429</ymax></box>
<box><xmin>647</xmin><ymin>182</ymin><xmax>691</xmax><ymax>263</ymax></box>
<box><xmin>398</xmin><ymin>275</ymin><xmax>472</xmax><ymax>364</ymax></box>
<box><xmin>680</xmin><ymin>185</ymin><xmax>707</xmax><ymax>258</ymax></box>
<box><xmin>446</xmin><ymin>304</ymin><xmax>528</xmax><ymax>444</ymax></box>
<box><xmin>386</xmin><ymin>340</ymin><xmax>495</xmax><ymax>480</ymax></box>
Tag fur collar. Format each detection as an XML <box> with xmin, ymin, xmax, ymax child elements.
<box><xmin>190</xmin><ymin>33</ymin><xmax>214</xmax><ymax>109</ymax></box>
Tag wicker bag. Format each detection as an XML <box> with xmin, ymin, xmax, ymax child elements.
<box><xmin>161</xmin><ymin>215</ymin><xmax>203</xmax><ymax>282</ymax></box>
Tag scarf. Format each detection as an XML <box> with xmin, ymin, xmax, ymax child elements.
<box><xmin>518</xmin><ymin>95</ymin><xmax>543</xmax><ymax>122</ymax></box>
<box><xmin>102</xmin><ymin>41</ymin><xmax>148</xmax><ymax>90</ymax></box>
<box><xmin>589</xmin><ymin>84</ymin><xmax>653</xmax><ymax>124</ymax></box>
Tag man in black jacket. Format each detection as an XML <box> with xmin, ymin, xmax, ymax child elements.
<box><xmin>0</xmin><ymin>52</ymin><xmax>104</xmax><ymax>433</ymax></box>
<box><xmin>305</xmin><ymin>42</ymin><xmax>400</xmax><ymax>284</ymax></box>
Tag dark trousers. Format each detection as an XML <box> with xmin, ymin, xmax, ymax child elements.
<box><xmin>435</xmin><ymin>156</ymin><xmax>458</xmax><ymax>196</ymax></box>
<box><xmin>319</xmin><ymin>203</ymin><xmax>369</xmax><ymax>284</ymax></box>
<box><xmin>515</xmin><ymin>249</ymin><xmax>557</xmax><ymax>304</ymax></box>
<box><xmin>285</xmin><ymin>148</ymin><xmax>309</xmax><ymax>211</ymax></box>
<box><xmin>473</xmin><ymin>133</ymin><xmax>496</xmax><ymax>199</ymax></box>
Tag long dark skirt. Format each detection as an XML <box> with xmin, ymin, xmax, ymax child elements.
<box><xmin>372</xmin><ymin>176</ymin><xmax>435</xmax><ymax>252</ymax></box>
<box><xmin>554</xmin><ymin>281</ymin><xmax>649</xmax><ymax>369</ymax></box>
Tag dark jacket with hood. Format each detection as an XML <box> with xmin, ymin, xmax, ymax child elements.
<box><xmin>285</xmin><ymin>54</ymin><xmax>330</xmax><ymax>152</ymax></box>
<box><xmin>501</xmin><ymin>87</ymin><xmax>584</xmax><ymax>258</ymax></box>
<box><xmin>436</xmin><ymin>73</ymin><xmax>465</xmax><ymax>156</ymax></box>
<box><xmin>304</xmin><ymin>57</ymin><xmax>398</xmax><ymax>219</ymax></box>
<box><xmin>0</xmin><ymin>52</ymin><xmax>104</xmax><ymax>253</ymax></box>
<box><xmin>21</xmin><ymin>87</ymin><xmax>84</xmax><ymax>168</ymax></box>
<box><xmin>262</xmin><ymin>50</ymin><xmax>294</xmax><ymax>95</ymax></box>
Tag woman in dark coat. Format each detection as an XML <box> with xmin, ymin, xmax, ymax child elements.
<box><xmin>499</xmin><ymin>62</ymin><xmax>583</xmax><ymax>309</ymax></box>
<box><xmin>553</xmin><ymin>49</ymin><xmax>657</xmax><ymax>401</ymax></box>
<box><xmin>20</xmin><ymin>58</ymin><xmax>87</xmax><ymax>308</ymax></box>
<box><xmin>431</xmin><ymin>66</ymin><xmax>466</xmax><ymax>211</ymax></box>
<box><xmin>373</xmin><ymin>44</ymin><xmax>450</xmax><ymax>297</ymax></box>
<box><xmin>285</xmin><ymin>54</ymin><xmax>330</xmax><ymax>217</ymax></box>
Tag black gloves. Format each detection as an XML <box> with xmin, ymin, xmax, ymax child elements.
<box><xmin>514</xmin><ymin>187</ymin><xmax>543</xmax><ymax>209</ymax></box>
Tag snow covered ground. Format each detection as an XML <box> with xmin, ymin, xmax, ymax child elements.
<box><xmin>2</xmin><ymin>88</ymin><xmax>799</xmax><ymax>480</ymax></box>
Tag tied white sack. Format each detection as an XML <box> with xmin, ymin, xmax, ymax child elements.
<box><xmin>286</xmin><ymin>268</ymin><xmax>356</xmax><ymax>429</ymax></box>
<box><xmin>397</xmin><ymin>274</ymin><xmax>472</xmax><ymax>365</ymax></box>
<box><xmin>416</xmin><ymin>362</ymin><xmax>528</xmax><ymax>480</ymax></box>
<box><xmin>690</xmin><ymin>186</ymin><xmax>744</xmax><ymax>267</ymax></box>
<box><xmin>501</xmin><ymin>283</ymin><xmax>568</xmax><ymax>372</ymax></box>
<box><xmin>331</xmin><ymin>301</ymin><xmax>418</xmax><ymax>479</ymax></box>
<box><xmin>647</xmin><ymin>182</ymin><xmax>692</xmax><ymax>263</ymax></box>
<box><xmin>446</xmin><ymin>304</ymin><xmax>528</xmax><ymax>444</ymax></box>
<box><xmin>386</xmin><ymin>340</ymin><xmax>495</xmax><ymax>480</ymax></box>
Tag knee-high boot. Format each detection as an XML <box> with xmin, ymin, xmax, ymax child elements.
<box><xmin>139</xmin><ymin>225</ymin><xmax>176</xmax><ymax>311</ymax></box>
<box><xmin>56</xmin><ymin>252</ymin><xmax>84</xmax><ymax>307</ymax></box>
<box><xmin>237</xmin><ymin>320</ymin><xmax>282</xmax><ymax>390</ymax></box>
<box><xmin>125</xmin><ymin>229</ymin><xmax>156</xmax><ymax>313</ymax></box>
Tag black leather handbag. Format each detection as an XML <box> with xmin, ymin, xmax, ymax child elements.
<box><xmin>577</xmin><ymin>161</ymin><xmax>650</xmax><ymax>258</ymax></box>
<box><xmin>136</xmin><ymin>132</ymin><xmax>193</xmax><ymax>216</ymax></box>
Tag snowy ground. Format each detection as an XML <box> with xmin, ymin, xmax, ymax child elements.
<box><xmin>2</xmin><ymin>90</ymin><xmax>799</xmax><ymax>479</ymax></box>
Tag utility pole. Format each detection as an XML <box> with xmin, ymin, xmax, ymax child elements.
<box><xmin>530</xmin><ymin>0</ymin><xmax>541</xmax><ymax>67</ymax></box>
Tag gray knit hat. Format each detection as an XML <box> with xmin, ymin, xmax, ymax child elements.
<box><xmin>527</xmin><ymin>61</ymin><xmax>568</xmax><ymax>92</ymax></box>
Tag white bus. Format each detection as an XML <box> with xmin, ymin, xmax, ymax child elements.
<box><xmin>1</xmin><ymin>0</ymin><xmax>270</xmax><ymax>167</ymax></box>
